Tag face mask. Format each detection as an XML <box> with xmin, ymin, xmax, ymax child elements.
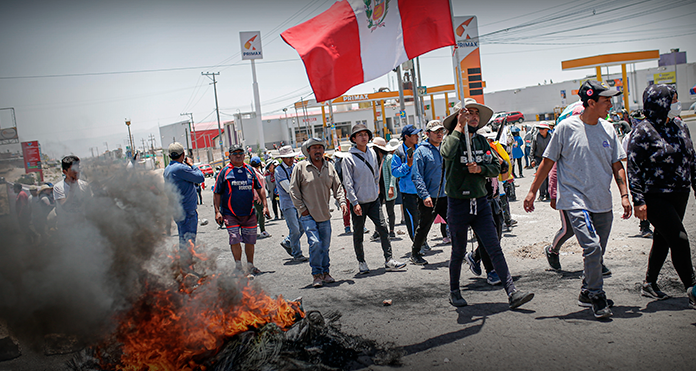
<box><xmin>668</xmin><ymin>101</ymin><xmax>681</xmax><ymax>119</ymax></box>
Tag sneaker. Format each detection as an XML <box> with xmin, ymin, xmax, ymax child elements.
<box><xmin>385</xmin><ymin>258</ymin><xmax>407</xmax><ymax>271</ymax></box>
<box><xmin>248</xmin><ymin>265</ymin><xmax>261</xmax><ymax>276</ymax></box>
<box><xmin>578</xmin><ymin>291</ymin><xmax>614</xmax><ymax>308</ymax></box>
<box><xmin>259</xmin><ymin>231</ymin><xmax>271</xmax><ymax>238</ymax></box>
<box><xmin>465</xmin><ymin>252</ymin><xmax>482</xmax><ymax>276</ymax></box>
<box><xmin>292</xmin><ymin>255</ymin><xmax>309</xmax><ymax>262</ymax></box>
<box><xmin>358</xmin><ymin>261</ymin><xmax>370</xmax><ymax>274</ymax></box>
<box><xmin>508</xmin><ymin>290</ymin><xmax>534</xmax><ymax>309</ymax></box>
<box><xmin>312</xmin><ymin>274</ymin><xmax>324</xmax><ymax>287</ymax></box>
<box><xmin>449</xmin><ymin>290</ymin><xmax>468</xmax><ymax>307</ymax></box>
<box><xmin>641</xmin><ymin>282</ymin><xmax>670</xmax><ymax>300</ymax></box>
<box><xmin>344</xmin><ymin>226</ymin><xmax>352</xmax><ymax>235</ymax></box>
<box><xmin>544</xmin><ymin>245</ymin><xmax>561</xmax><ymax>270</ymax></box>
<box><xmin>487</xmin><ymin>270</ymin><xmax>502</xmax><ymax>285</ymax></box>
<box><xmin>590</xmin><ymin>293</ymin><xmax>613</xmax><ymax>318</ymax></box>
<box><xmin>280</xmin><ymin>239</ymin><xmax>293</xmax><ymax>256</ymax></box>
<box><xmin>640</xmin><ymin>229</ymin><xmax>653</xmax><ymax>238</ymax></box>
<box><xmin>687</xmin><ymin>286</ymin><xmax>696</xmax><ymax>309</ymax></box>
<box><xmin>389</xmin><ymin>231</ymin><xmax>396</xmax><ymax>240</ymax></box>
<box><xmin>601</xmin><ymin>264</ymin><xmax>612</xmax><ymax>276</ymax></box>
<box><xmin>442</xmin><ymin>236</ymin><xmax>451</xmax><ymax>244</ymax></box>
<box><xmin>422</xmin><ymin>242</ymin><xmax>432</xmax><ymax>251</ymax></box>
<box><xmin>509</xmin><ymin>219</ymin><xmax>518</xmax><ymax>227</ymax></box>
<box><xmin>363</xmin><ymin>227</ymin><xmax>370</xmax><ymax>234</ymax></box>
<box><xmin>370</xmin><ymin>231</ymin><xmax>380</xmax><ymax>241</ymax></box>
<box><xmin>410</xmin><ymin>254</ymin><xmax>428</xmax><ymax>265</ymax></box>
<box><xmin>322</xmin><ymin>272</ymin><xmax>335</xmax><ymax>284</ymax></box>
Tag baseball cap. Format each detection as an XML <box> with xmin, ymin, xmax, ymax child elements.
<box><xmin>401</xmin><ymin>124</ymin><xmax>422</xmax><ymax>138</ymax></box>
<box><xmin>250</xmin><ymin>156</ymin><xmax>261</xmax><ymax>166</ymax></box>
<box><xmin>579</xmin><ymin>80</ymin><xmax>621</xmax><ymax>103</ymax></box>
<box><xmin>228</xmin><ymin>144</ymin><xmax>244</xmax><ymax>153</ymax></box>
<box><xmin>168</xmin><ymin>142</ymin><xmax>185</xmax><ymax>157</ymax></box>
<box><xmin>425</xmin><ymin>120</ymin><xmax>445</xmax><ymax>132</ymax></box>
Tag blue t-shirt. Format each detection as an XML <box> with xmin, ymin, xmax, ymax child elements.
<box><xmin>512</xmin><ymin>136</ymin><xmax>524</xmax><ymax>159</ymax></box>
<box><xmin>164</xmin><ymin>161</ymin><xmax>205</xmax><ymax>212</ymax></box>
<box><xmin>274</xmin><ymin>162</ymin><xmax>295</xmax><ymax>210</ymax></box>
<box><xmin>214</xmin><ymin>164</ymin><xmax>261</xmax><ymax>216</ymax></box>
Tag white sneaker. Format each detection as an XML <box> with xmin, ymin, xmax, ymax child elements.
<box><xmin>358</xmin><ymin>261</ymin><xmax>370</xmax><ymax>274</ymax></box>
<box><xmin>259</xmin><ymin>231</ymin><xmax>271</xmax><ymax>238</ymax></box>
<box><xmin>385</xmin><ymin>258</ymin><xmax>407</xmax><ymax>271</ymax></box>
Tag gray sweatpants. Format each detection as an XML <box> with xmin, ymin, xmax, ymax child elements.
<box><xmin>566</xmin><ymin>210</ymin><xmax>613</xmax><ymax>296</ymax></box>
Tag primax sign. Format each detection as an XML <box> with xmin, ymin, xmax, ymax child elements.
<box><xmin>240</xmin><ymin>31</ymin><xmax>263</xmax><ymax>60</ymax></box>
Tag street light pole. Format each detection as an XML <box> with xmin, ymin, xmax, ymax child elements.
<box><xmin>181</xmin><ymin>112</ymin><xmax>197</xmax><ymax>161</ymax></box>
<box><xmin>125</xmin><ymin>119</ymin><xmax>134</xmax><ymax>159</ymax></box>
<box><xmin>202</xmin><ymin>72</ymin><xmax>225</xmax><ymax>166</ymax></box>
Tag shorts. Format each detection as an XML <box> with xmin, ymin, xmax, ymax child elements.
<box><xmin>223</xmin><ymin>214</ymin><xmax>258</xmax><ymax>245</ymax></box>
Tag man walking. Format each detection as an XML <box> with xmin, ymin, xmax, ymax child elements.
<box><xmin>531</xmin><ymin>122</ymin><xmax>552</xmax><ymax>201</ymax></box>
<box><xmin>343</xmin><ymin>124</ymin><xmax>407</xmax><ymax>274</ymax></box>
<box><xmin>163</xmin><ymin>144</ymin><xmax>205</xmax><ymax>269</ymax></box>
<box><xmin>524</xmin><ymin>80</ymin><xmax>631</xmax><ymax>319</ymax></box>
<box><xmin>391</xmin><ymin>124</ymin><xmax>423</xmax><ymax>246</ymax></box>
<box><xmin>276</xmin><ymin>145</ymin><xmax>309</xmax><ymax>262</ymax></box>
<box><xmin>410</xmin><ymin>120</ymin><xmax>447</xmax><ymax>265</ymax></box>
<box><xmin>290</xmin><ymin>138</ymin><xmax>347</xmax><ymax>287</ymax></box>
<box><xmin>442</xmin><ymin>99</ymin><xmax>534</xmax><ymax>309</ymax></box>
<box><xmin>214</xmin><ymin>144</ymin><xmax>269</xmax><ymax>278</ymax></box>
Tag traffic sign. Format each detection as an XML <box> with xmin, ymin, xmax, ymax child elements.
<box><xmin>399</xmin><ymin>110</ymin><xmax>406</xmax><ymax>118</ymax></box>
<box><xmin>417</xmin><ymin>86</ymin><xmax>427</xmax><ymax>95</ymax></box>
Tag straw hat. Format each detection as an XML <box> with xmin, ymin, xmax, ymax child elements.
<box><xmin>277</xmin><ymin>145</ymin><xmax>299</xmax><ymax>158</ymax></box>
<box><xmin>370</xmin><ymin>137</ymin><xmax>400</xmax><ymax>152</ymax></box>
<box><xmin>443</xmin><ymin>98</ymin><xmax>494</xmax><ymax>132</ymax></box>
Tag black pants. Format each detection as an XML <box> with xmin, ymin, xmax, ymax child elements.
<box><xmin>384</xmin><ymin>198</ymin><xmax>396</xmax><ymax>232</ymax></box>
<box><xmin>534</xmin><ymin>156</ymin><xmax>549</xmax><ymax>198</ymax></box>
<box><xmin>401</xmin><ymin>193</ymin><xmax>420</xmax><ymax>242</ymax></box>
<box><xmin>473</xmin><ymin>202</ymin><xmax>504</xmax><ymax>273</ymax></box>
<box><xmin>513</xmin><ymin>157</ymin><xmax>523</xmax><ymax>177</ymax></box>
<box><xmin>351</xmin><ymin>200</ymin><xmax>393</xmax><ymax>263</ymax></box>
<box><xmin>412</xmin><ymin>197</ymin><xmax>448</xmax><ymax>256</ymax></box>
<box><xmin>644</xmin><ymin>192</ymin><xmax>696</xmax><ymax>290</ymax></box>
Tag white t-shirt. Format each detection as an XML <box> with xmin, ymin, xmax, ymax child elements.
<box><xmin>543</xmin><ymin>116</ymin><xmax>625</xmax><ymax>213</ymax></box>
<box><xmin>53</xmin><ymin>179</ymin><xmax>91</xmax><ymax>215</ymax></box>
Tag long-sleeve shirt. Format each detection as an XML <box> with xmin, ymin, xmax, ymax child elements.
<box><xmin>441</xmin><ymin>130</ymin><xmax>500</xmax><ymax>199</ymax></box>
<box><xmin>391</xmin><ymin>142</ymin><xmax>419</xmax><ymax>194</ymax></box>
<box><xmin>290</xmin><ymin>159</ymin><xmax>345</xmax><ymax>222</ymax></box>
<box><xmin>531</xmin><ymin>132</ymin><xmax>551</xmax><ymax>159</ymax></box>
<box><xmin>275</xmin><ymin>161</ymin><xmax>295</xmax><ymax>210</ymax></box>
<box><xmin>164</xmin><ymin>161</ymin><xmax>205</xmax><ymax>212</ymax></box>
<box><xmin>412</xmin><ymin>139</ymin><xmax>446</xmax><ymax>200</ymax></box>
<box><xmin>627</xmin><ymin>117</ymin><xmax>696</xmax><ymax>206</ymax></box>
<box><xmin>341</xmin><ymin>146</ymin><xmax>380</xmax><ymax>206</ymax></box>
<box><xmin>382</xmin><ymin>153</ymin><xmax>397</xmax><ymax>202</ymax></box>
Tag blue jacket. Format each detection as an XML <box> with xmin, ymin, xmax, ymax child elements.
<box><xmin>391</xmin><ymin>142</ymin><xmax>419</xmax><ymax>194</ymax></box>
<box><xmin>164</xmin><ymin>161</ymin><xmax>205</xmax><ymax>212</ymax></box>
<box><xmin>412</xmin><ymin>139</ymin><xmax>446</xmax><ymax>200</ymax></box>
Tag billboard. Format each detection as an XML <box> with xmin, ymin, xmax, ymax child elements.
<box><xmin>21</xmin><ymin>141</ymin><xmax>43</xmax><ymax>179</ymax></box>
<box><xmin>452</xmin><ymin>16</ymin><xmax>484</xmax><ymax>103</ymax></box>
<box><xmin>240</xmin><ymin>31</ymin><xmax>263</xmax><ymax>60</ymax></box>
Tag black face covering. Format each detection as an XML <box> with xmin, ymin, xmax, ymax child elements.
<box><xmin>642</xmin><ymin>84</ymin><xmax>672</xmax><ymax>126</ymax></box>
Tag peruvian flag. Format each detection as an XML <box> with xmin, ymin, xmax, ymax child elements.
<box><xmin>281</xmin><ymin>0</ymin><xmax>455</xmax><ymax>102</ymax></box>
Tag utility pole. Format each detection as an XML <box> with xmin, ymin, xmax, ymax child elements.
<box><xmin>180</xmin><ymin>113</ymin><xmax>197</xmax><ymax>161</ymax></box>
<box><xmin>148</xmin><ymin>134</ymin><xmax>156</xmax><ymax>152</ymax></box>
<box><xmin>141</xmin><ymin>138</ymin><xmax>147</xmax><ymax>153</ymax></box>
<box><xmin>395</xmin><ymin>66</ymin><xmax>406</xmax><ymax>126</ymax></box>
<box><xmin>125</xmin><ymin>119</ymin><xmax>134</xmax><ymax>159</ymax></box>
<box><xmin>202</xmin><ymin>72</ymin><xmax>225</xmax><ymax>166</ymax></box>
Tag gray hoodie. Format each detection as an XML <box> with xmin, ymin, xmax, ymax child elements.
<box><xmin>342</xmin><ymin>146</ymin><xmax>380</xmax><ymax>206</ymax></box>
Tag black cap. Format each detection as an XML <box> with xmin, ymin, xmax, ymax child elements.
<box><xmin>228</xmin><ymin>144</ymin><xmax>244</xmax><ymax>153</ymax></box>
<box><xmin>579</xmin><ymin>80</ymin><xmax>621</xmax><ymax>103</ymax></box>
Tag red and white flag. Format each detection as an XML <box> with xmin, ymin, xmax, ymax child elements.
<box><xmin>281</xmin><ymin>0</ymin><xmax>455</xmax><ymax>102</ymax></box>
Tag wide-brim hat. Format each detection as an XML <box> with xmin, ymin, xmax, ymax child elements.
<box><xmin>536</xmin><ymin>122</ymin><xmax>551</xmax><ymax>130</ymax></box>
<box><xmin>277</xmin><ymin>145</ymin><xmax>299</xmax><ymax>158</ymax></box>
<box><xmin>443</xmin><ymin>99</ymin><xmax>493</xmax><ymax>132</ymax></box>
<box><xmin>349</xmin><ymin>124</ymin><xmax>373</xmax><ymax>143</ymax></box>
<box><xmin>301</xmin><ymin>138</ymin><xmax>326</xmax><ymax>158</ymax></box>
<box><xmin>369</xmin><ymin>137</ymin><xmax>400</xmax><ymax>152</ymax></box>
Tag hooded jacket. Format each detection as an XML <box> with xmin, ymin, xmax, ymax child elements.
<box><xmin>391</xmin><ymin>142</ymin><xmax>419</xmax><ymax>194</ymax></box>
<box><xmin>412</xmin><ymin>139</ymin><xmax>446</xmax><ymax>200</ymax></box>
<box><xmin>627</xmin><ymin>84</ymin><xmax>696</xmax><ymax>205</ymax></box>
<box><xmin>441</xmin><ymin>130</ymin><xmax>500</xmax><ymax>199</ymax></box>
<box><xmin>342</xmin><ymin>146</ymin><xmax>380</xmax><ymax>205</ymax></box>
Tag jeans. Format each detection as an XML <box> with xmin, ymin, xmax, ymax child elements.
<box><xmin>401</xmin><ymin>193</ymin><xmax>420</xmax><ymax>242</ymax></box>
<box><xmin>644</xmin><ymin>192</ymin><xmax>695</xmax><ymax>290</ymax></box>
<box><xmin>412</xmin><ymin>197</ymin><xmax>447</xmax><ymax>256</ymax></box>
<box><xmin>534</xmin><ymin>156</ymin><xmax>549</xmax><ymax>198</ymax></box>
<box><xmin>176</xmin><ymin>209</ymin><xmax>198</xmax><ymax>265</ymax></box>
<box><xmin>524</xmin><ymin>146</ymin><xmax>531</xmax><ymax>167</ymax></box>
<box><xmin>351</xmin><ymin>199</ymin><xmax>393</xmax><ymax>263</ymax></box>
<box><xmin>300</xmin><ymin>214</ymin><xmax>332</xmax><ymax>276</ymax></box>
<box><xmin>566</xmin><ymin>210</ymin><xmax>612</xmax><ymax>296</ymax></box>
<box><xmin>282</xmin><ymin>206</ymin><xmax>305</xmax><ymax>258</ymax></box>
<box><xmin>448</xmin><ymin>197</ymin><xmax>515</xmax><ymax>295</ymax></box>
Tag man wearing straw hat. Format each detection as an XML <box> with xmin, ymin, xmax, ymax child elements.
<box><xmin>442</xmin><ymin>99</ymin><xmax>535</xmax><ymax>309</ymax></box>
<box><xmin>275</xmin><ymin>145</ymin><xmax>309</xmax><ymax>262</ymax></box>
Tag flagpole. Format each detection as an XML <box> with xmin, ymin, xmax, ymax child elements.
<box><xmin>448</xmin><ymin>0</ymin><xmax>473</xmax><ymax>163</ymax></box>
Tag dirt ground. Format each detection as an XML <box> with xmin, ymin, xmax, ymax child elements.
<box><xmin>3</xmin><ymin>162</ymin><xmax>696</xmax><ymax>371</ymax></box>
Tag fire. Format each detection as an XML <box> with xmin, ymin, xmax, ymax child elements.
<box><xmin>98</xmin><ymin>243</ymin><xmax>304</xmax><ymax>370</ymax></box>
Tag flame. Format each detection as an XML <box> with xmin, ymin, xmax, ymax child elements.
<box><xmin>99</xmin><ymin>244</ymin><xmax>304</xmax><ymax>370</ymax></box>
